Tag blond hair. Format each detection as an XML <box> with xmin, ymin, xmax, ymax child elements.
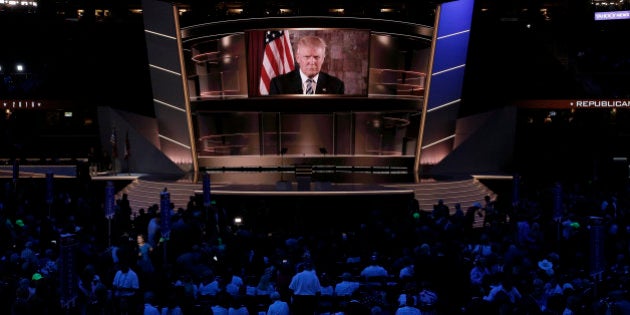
<box><xmin>296</xmin><ymin>35</ymin><xmax>327</xmax><ymax>56</ymax></box>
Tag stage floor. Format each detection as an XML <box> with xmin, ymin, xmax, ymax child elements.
<box><xmin>1</xmin><ymin>165</ymin><xmax>502</xmax><ymax>234</ymax></box>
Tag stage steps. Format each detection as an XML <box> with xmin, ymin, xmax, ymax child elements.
<box><xmin>119</xmin><ymin>177</ymin><xmax>497</xmax><ymax>221</ymax></box>
<box><xmin>118</xmin><ymin>178</ymin><xmax>201</xmax><ymax>214</ymax></box>
<box><xmin>384</xmin><ymin>178</ymin><xmax>497</xmax><ymax>213</ymax></box>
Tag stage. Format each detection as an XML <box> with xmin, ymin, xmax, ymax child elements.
<box><xmin>1</xmin><ymin>162</ymin><xmax>501</xmax><ymax>231</ymax></box>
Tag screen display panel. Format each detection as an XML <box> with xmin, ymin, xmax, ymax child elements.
<box><xmin>185</xmin><ymin>27</ymin><xmax>430</xmax><ymax>105</ymax></box>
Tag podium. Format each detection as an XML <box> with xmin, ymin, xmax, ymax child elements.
<box><xmin>295</xmin><ymin>164</ymin><xmax>313</xmax><ymax>191</ymax></box>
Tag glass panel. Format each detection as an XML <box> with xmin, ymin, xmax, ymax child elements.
<box><xmin>353</xmin><ymin>112</ymin><xmax>412</xmax><ymax>155</ymax></box>
<box><xmin>187</xmin><ymin>34</ymin><xmax>248</xmax><ymax>100</ymax></box>
<box><xmin>334</xmin><ymin>112</ymin><xmax>353</xmax><ymax>155</ymax></box>
<box><xmin>369</xmin><ymin>34</ymin><xmax>430</xmax><ymax>98</ymax></box>
<box><xmin>194</xmin><ymin>111</ymin><xmax>418</xmax><ymax>157</ymax></box>
<box><xmin>261</xmin><ymin>112</ymin><xmax>279</xmax><ymax>155</ymax></box>
<box><xmin>196</xmin><ymin>112</ymin><xmax>260</xmax><ymax>156</ymax></box>
<box><xmin>280</xmin><ymin>113</ymin><xmax>333</xmax><ymax>156</ymax></box>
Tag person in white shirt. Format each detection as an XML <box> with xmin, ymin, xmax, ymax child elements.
<box><xmin>112</xmin><ymin>262</ymin><xmax>140</xmax><ymax>315</ymax></box>
<box><xmin>228</xmin><ymin>296</ymin><xmax>249</xmax><ymax>315</ymax></box>
<box><xmin>211</xmin><ymin>291</ymin><xmax>231</xmax><ymax>315</ymax></box>
<box><xmin>469</xmin><ymin>257</ymin><xmax>491</xmax><ymax>287</ymax></box>
<box><xmin>143</xmin><ymin>291</ymin><xmax>160</xmax><ymax>315</ymax></box>
<box><xmin>360</xmin><ymin>254</ymin><xmax>389</xmax><ymax>281</ymax></box>
<box><xmin>399</xmin><ymin>263</ymin><xmax>415</xmax><ymax>280</ymax></box>
<box><xmin>267</xmin><ymin>291</ymin><xmax>290</xmax><ymax>315</ymax></box>
<box><xmin>483</xmin><ymin>276</ymin><xmax>522</xmax><ymax>305</ymax></box>
<box><xmin>289</xmin><ymin>261</ymin><xmax>321</xmax><ymax>314</ymax></box>
<box><xmin>224</xmin><ymin>267</ymin><xmax>244</xmax><ymax>297</ymax></box>
<box><xmin>161</xmin><ymin>290</ymin><xmax>184</xmax><ymax>315</ymax></box>
<box><xmin>395</xmin><ymin>297</ymin><xmax>421</xmax><ymax>315</ymax></box>
<box><xmin>198</xmin><ymin>270</ymin><xmax>220</xmax><ymax>299</ymax></box>
<box><xmin>334</xmin><ymin>272</ymin><xmax>360</xmax><ymax>297</ymax></box>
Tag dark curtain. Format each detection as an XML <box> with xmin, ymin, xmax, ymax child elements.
<box><xmin>247</xmin><ymin>30</ymin><xmax>265</xmax><ymax>97</ymax></box>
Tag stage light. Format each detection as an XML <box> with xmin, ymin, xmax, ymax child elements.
<box><xmin>234</xmin><ymin>216</ymin><xmax>242</xmax><ymax>225</ymax></box>
<box><xmin>16</xmin><ymin>64</ymin><xmax>24</xmax><ymax>72</ymax></box>
<box><xmin>227</xmin><ymin>8</ymin><xmax>243</xmax><ymax>15</ymax></box>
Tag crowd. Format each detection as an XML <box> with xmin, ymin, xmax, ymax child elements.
<box><xmin>1</xmin><ymin>175</ymin><xmax>630</xmax><ymax>315</ymax></box>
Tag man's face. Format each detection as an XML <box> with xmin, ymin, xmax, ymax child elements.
<box><xmin>296</xmin><ymin>45</ymin><xmax>325</xmax><ymax>78</ymax></box>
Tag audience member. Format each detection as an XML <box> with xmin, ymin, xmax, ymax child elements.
<box><xmin>143</xmin><ymin>291</ymin><xmax>160</xmax><ymax>315</ymax></box>
<box><xmin>160</xmin><ymin>288</ymin><xmax>184</xmax><ymax>315</ymax></box>
<box><xmin>211</xmin><ymin>290</ymin><xmax>231</xmax><ymax>315</ymax></box>
<box><xmin>395</xmin><ymin>295</ymin><xmax>421</xmax><ymax>315</ymax></box>
<box><xmin>360</xmin><ymin>254</ymin><xmax>389</xmax><ymax>282</ymax></box>
<box><xmin>112</xmin><ymin>261</ymin><xmax>141</xmax><ymax>315</ymax></box>
<box><xmin>483</xmin><ymin>274</ymin><xmax>522</xmax><ymax>312</ymax></box>
<box><xmin>335</xmin><ymin>272</ymin><xmax>360</xmax><ymax>297</ymax></box>
<box><xmin>289</xmin><ymin>260</ymin><xmax>321</xmax><ymax>314</ymax></box>
<box><xmin>136</xmin><ymin>233</ymin><xmax>155</xmax><ymax>285</ymax></box>
<box><xmin>266</xmin><ymin>291</ymin><xmax>290</xmax><ymax>315</ymax></box>
<box><xmin>228</xmin><ymin>295</ymin><xmax>249</xmax><ymax>315</ymax></box>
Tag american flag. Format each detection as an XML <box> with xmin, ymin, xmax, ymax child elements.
<box><xmin>259</xmin><ymin>30</ymin><xmax>295</xmax><ymax>95</ymax></box>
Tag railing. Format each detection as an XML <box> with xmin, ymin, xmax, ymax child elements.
<box><xmin>202</xmin><ymin>165</ymin><xmax>409</xmax><ymax>175</ymax></box>
<box><xmin>369</xmin><ymin>68</ymin><xmax>426</xmax><ymax>97</ymax></box>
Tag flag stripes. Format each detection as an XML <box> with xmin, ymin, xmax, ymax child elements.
<box><xmin>259</xmin><ymin>30</ymin><xmax>295</xmax><ymax>95</ymax></box>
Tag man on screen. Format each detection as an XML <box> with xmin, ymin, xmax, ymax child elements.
<box><xmin>269</xmin><ymin>35</ymin><xmax>345</xmax><ymax>95</ymax></box>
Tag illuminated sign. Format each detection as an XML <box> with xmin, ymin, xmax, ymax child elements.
<box><xmin>571</xmin><ymin>100</ymin><xmax>630</xmax><ymax>108</ymax></box>
<box><xmin>594</xmin><ymin>10</ymin><xmax>630</xmax><ymax>21</ymax></box>
<box><xmin>514</xmin><ymin>99</ymin><xmax>630</xmax><ymax>109</ymax></box>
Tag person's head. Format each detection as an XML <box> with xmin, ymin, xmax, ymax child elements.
<box><xmin>341</xmin><ymin>272</ymin><xmax>353</xmax><ymax>282</ymax></box>
<box><xmin>296</xmin><ymin>35</ymin><xmax>327</xmax><ymax>78</ymax></box>
<box><xmin>144</xmin><ymin>291</ymin><xmax>156</xmax><ymax>305</ymax></box>
<box><xmin>119</xmin><ymin>261</ymin><xmax>130</xmax><ymax>272</ymax></box>
<box><xmin>302</xmin><ymin>260</ymin><xmax>314</xmax><ymax>271</ymax></box>
<box><xmin>270</xmin><ymin>291</ymin><xmax>281</xmax><ymax>301</ymax></box>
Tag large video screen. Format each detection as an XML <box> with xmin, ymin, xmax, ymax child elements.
<box><xmin>248</xmin><ymin>29</ymin><xmax>370</xmax><ymax>96</ymax></box>
<box><xmin>185</xmin><ymin>27</ymin><xmax>430</xmax><ymax>102</ymax></box>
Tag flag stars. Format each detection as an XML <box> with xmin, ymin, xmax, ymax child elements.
<box><xmin>265</xmin><ymin>30</ymin><xmax>284</xmax><ymax>43</ymax></box>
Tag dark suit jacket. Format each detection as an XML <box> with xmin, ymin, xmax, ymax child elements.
<box><xmin>269</xmin><ymin>70</ymin><xmax>345</xmax><ymax>95</ymax></box>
